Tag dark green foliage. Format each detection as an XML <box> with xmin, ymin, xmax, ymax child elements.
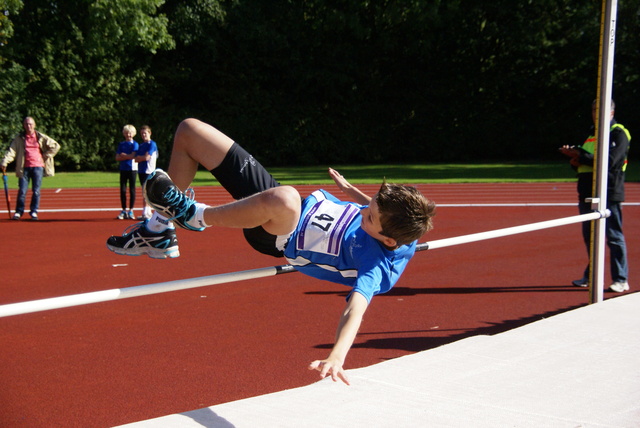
<box><xmin>1</xmin><ymin>0</ymin><xmax>638</xmax><ymax>170</ymax></box>
<box><xmin>0</xmin><ymin>0</ymin><xmax>174</xmax><ymax>170</ymax></box>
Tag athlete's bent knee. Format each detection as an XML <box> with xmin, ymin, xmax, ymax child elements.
<box><xmin>271</xmin><ymin>186</ymin><xmax>301</xmax><ymax>212</ymax></box>
<box><xmin>175</xmin><ymin>118</ymin><xmax>200</xmax><ymax>140</ymax></box>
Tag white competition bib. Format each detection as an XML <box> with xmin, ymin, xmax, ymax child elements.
<box><xmin>297</xmin><ymin>194</ymin><xmax>360</xmax><ymax>257</ymax></box>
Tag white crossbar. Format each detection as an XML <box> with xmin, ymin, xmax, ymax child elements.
<box><xmin>0</xmin><ymin>211</ymin><xmax>608</xmax><ymax>318</ymax></box>
<box><xmin>416</xmin><ymin>210</ymin><xmax>608</xmax><ymax>251</ymax></box>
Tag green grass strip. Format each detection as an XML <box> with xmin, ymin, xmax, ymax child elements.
<box><xmin>5</xmin><ymin>162</ymin><xmax>637</xmax><ymax>189</ymax></box>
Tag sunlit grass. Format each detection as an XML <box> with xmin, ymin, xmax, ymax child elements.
<box><xmin>18</xmin><ymin>161</ymin><xmax>638</xmax><ymax>189</ymax></box>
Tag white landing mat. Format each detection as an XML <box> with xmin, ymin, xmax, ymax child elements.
<box><xmin>119</xmin><ymin>292</ymin><xmax>640</xmax><ymax>428</ymax></box>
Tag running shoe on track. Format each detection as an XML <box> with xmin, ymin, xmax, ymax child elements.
<box><xmin>106</xmin><ymin>220</ymin><xmax>180</xmax><ymax>259</ymax></box>
<box><xmin>143</xmin><ymin>169</ymin><xmax>205</xmax><ymax>231</ymax></box>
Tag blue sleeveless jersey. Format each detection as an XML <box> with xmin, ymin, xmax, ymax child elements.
<box><xmin>284</xmin><ymin>190</ymin><xmax>416</xmax><ymax>303</ymax></box>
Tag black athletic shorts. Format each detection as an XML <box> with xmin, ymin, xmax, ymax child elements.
<box><xmin>209</xmin><ymin>142</ymin><xmax>286</xmax><ymax>258</ymax></box>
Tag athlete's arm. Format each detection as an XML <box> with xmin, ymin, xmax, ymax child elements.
<box><xmin>328</xmin><ymin>168</ymin><xmax>371</xmax><ymax>205</ymax></box>
<box><xmin>308</xmin><ymin>291</ymin><xmax>369</xmax><ymax>385</ymax></box>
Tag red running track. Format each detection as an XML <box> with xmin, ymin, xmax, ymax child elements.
<box><xmin>1</xmin><ymin>182</ymin><xmax>638</xmax><ymax>427</ymax></box>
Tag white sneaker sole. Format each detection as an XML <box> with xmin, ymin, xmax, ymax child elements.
<box><xmin>106</xmin><ymin>243</ymin><xmax>180</xmax><ymax>259</ymax></box>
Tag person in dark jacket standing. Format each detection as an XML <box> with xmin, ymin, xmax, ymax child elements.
<box><xmin>560</xmin><ymin>100</ymin><xmax>631</xmax><ymax>293</ymax></box>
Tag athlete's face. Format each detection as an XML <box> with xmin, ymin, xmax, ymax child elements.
<box><xmin>360</xmin><ymin>194</ymin><xmax>397</xmax><ymax>248</ymax></box>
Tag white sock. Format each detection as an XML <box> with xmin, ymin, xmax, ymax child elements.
<box><xmin>191</xmin><ymin>203</ymin><xmax>212</xmax><ymax>228</ymax></box>
<box><xmin>146</xmin><ymin>212</ymin><xmax>175</xmax><ymax>232</ymax></box>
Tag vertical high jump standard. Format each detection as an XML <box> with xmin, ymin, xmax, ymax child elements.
<box><xmin>590</xmin><ymin>0</ymin><xmax>618</xmax><ymax>303</ymax></box>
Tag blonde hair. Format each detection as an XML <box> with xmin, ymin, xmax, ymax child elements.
<box><xmin>122</xmin><ymin>124</ymin><xmax>137</xmax><ymax>137</ymax></box>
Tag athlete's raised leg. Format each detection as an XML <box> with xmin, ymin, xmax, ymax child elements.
<box><xmin>107</xmin><ymin>118</ymin><xmax>301</xmax><ymax>258</ymax></box>
<box><xmin>166</xmin><ymin>118</ymin><xmax>235</xmax><ymax>190</ymax></box>
<box><xmin>202</xmin><ymin>185</ymin><xmax>301</xmax><ymax>236</ymax></box>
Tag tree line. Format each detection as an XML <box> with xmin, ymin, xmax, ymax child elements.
<box><xmin>1</xmin><ymin>0</ymin><xmax>638</xmax><ymax>171</ymax></box>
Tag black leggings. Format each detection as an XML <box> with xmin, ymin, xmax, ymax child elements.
<box><xmin>119</xmin><ymin>170</ymin><xmax>136</xmax><ymax>210</ymax></box>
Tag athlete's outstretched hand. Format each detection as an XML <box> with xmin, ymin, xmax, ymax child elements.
<box><xmin>328</xmin><ymin>168</ymin><xmax>350</xmax><ymax>192</ymax></box>
<box><xmin>308</xmin><ymin>263</ymin><xmax>368</xmax><ymax>387</ymax></box>
<box><xmin>308</xmin><ymin>358</ymin><xmax>351</xmax><ymax>385</ymax></box>
<box><xmin>328</xmin><ymin>168</ymin><xmax>371</xmax><ymax>205</ymax></box>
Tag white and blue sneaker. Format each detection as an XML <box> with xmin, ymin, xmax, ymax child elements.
<box><xmin>106</xmin><ymin>220</ymin><xmax>180</xmax><ymax>259</ymax></box>
<box><xmin>143</xmin><ymin>169</ymin><xmax>205</xmax><ymax>231</ymax></box>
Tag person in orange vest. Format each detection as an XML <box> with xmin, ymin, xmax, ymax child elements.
<box><xmin>560</xmin><ymin>99</ymin><xmax>631</xmax><ymax>293</ymax></box>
